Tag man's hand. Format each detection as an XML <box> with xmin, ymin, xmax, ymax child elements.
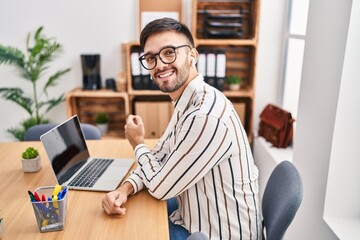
<box><xmin>102</xmin><ymin>182</ymin><xmax>134</xmax><ymax>215</ymax></box>
<box><xmin>125</xmin><ymin>115</ymin><xmax>145</xmax><ymax>149</ymax></box>
<box><xmin>102</xmin><ymin>190</ymin><xmax>128</xmax><ymax>215</ymax></box>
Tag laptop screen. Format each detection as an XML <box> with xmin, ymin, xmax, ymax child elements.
<box><xmin>41</xmin><ymin>116</ymin><xmax>90</xmax><ymax>184</ymax></box>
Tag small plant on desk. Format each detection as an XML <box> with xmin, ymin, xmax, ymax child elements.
<box><xmin>21</xmin><ymin>147</ymin><xmax>41</xmax><ymax>172</ymax></box>
<box><xmin>95</xmin><ymin>112</ymin><xmax>108</xmax><ymax>135</ymax></box>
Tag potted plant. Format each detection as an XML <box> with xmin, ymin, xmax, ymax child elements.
<box><xmin>0</xmin><ymin>26</ymin><xmax>71</xmax><ymax>141</ymax></box>
<box><xmin>95</xmin><ymin>112</ymin><xmax>108</xmax><ymax>135</ymax></box>
<box><xmin>21</xmin><ymin>147</ymin><xmax>41</xmax><ymax>172</ymax></box>
<box><xmin>226</xmin><ymin>75</ymin><xmax>242</xmax><ymax>91</ymax></box>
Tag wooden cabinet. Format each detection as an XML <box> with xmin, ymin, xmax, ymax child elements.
<box><xmin>65</xmin><ymin>88</ymin><xmax>129</xmax><ymax>138</ymax></box>
<box><xmin>135</xmin><ymin>101</ymin><xmax>173</xmax><ymax>138</ymax></box>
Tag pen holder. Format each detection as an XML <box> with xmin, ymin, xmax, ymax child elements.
<box><xmin>31</xmin><ymin>186</ymin><xmax>68</xmax><ymax>233</ymax></box>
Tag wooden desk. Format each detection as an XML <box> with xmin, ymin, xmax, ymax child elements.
<box><xmin>0</xmin><ymin>139</ymin><xmax>169</xmax><ymax>240</ymax></box>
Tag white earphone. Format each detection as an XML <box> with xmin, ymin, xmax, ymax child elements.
<box><xmin>191</xmin><ymin>57</ymin><xmax>196</xmax><ymax>68</ymax></box>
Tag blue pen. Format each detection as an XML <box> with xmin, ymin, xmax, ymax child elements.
<box><xmin>58</xmin><ymin>187</ymin><xmax>68</xmax><ymax>200</ymax></box>
<box><xmin>57</xmin><ymin>189</ymin><xmax>63</xmax><ymax>200</ymax></box>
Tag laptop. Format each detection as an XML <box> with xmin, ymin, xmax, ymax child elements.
<box><xmin>40</xmin><ymin>115</ymin><xmax>134</xmax><ymax>192</ymax></box>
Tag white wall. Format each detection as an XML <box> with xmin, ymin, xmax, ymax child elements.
<box><xmin>287</xmin><ymin>0</ymin><xmax>353</xmax><ymax>238</ymax></box>
<box><xmin>253</xmin><ymin>0</ymin><xmax>288</xmax><ymax>197</ymax></box>
<box><xmin>0</xmin><ymin>0</ymin><xmax>137</xmax><ymax>141</ymax></box>
<box><xmin>323</xmin><ymin>0</ymin><xmax>360</xmax><ymax>238</ymax></box>
<box><xmin>254</xmin><ymin>0</ymin><xmax>286</xmax><ymax>130</ymax></box>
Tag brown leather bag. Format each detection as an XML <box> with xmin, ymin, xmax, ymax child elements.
<box><xmin>258</xmin><ymin>104</ymin><xmax>295</xmax><ymax>148</ymax></box>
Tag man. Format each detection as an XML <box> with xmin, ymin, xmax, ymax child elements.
<box><xmin>102</xmin><ymin>17</ymin><xmax>262</xmax><ymax>240</ymax></box>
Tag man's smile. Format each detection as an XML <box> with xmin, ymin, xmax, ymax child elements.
<box><xmin>156</xmin><ymin>69</ymin><xmax>175</xmax><ymax>79</ymax></box>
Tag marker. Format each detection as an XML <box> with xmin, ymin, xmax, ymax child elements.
<box><xmin>58</xmin><ymin>187</ymin><xmax>68</xmax><ymax>200</ymax></box>
<box><xmin>34</xmin><ymin>192</ymin><xmax>41</xmax><ymax>202</ymax></box>
<box><xmin>52</xmin><ymin>184</ymin><xmax>62</xmax><ymax>198</ymax></box>
<box><xmin>28</xmin><ymin>191</ymin><xmax>36</xmax><ymax>202</ymax></box>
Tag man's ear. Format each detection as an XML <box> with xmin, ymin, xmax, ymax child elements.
<box><xmin>190</xmin><ymin>48</ymin><xmax>199</xmax><ymax>68</ymax></box>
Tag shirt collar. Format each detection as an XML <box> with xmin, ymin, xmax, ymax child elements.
<box><xmin>173</xmin><ymin>74</ymin><xmax>204</xmax><ymax>112</ymax></box>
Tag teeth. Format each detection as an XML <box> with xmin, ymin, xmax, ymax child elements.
<box><xmin>159</xmin><ymin>71</ymin><xmax>173</xmax><ymax>78</ymax></box>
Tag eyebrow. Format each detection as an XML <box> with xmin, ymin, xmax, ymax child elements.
<box><xmin>143</xmin><ymin>45</ymin><xmax>176</xmax><ymax>55</ymax></box>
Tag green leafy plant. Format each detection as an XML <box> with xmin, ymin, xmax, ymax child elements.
<box><xmin>0</xmin><ymin>26</ymin><xmax>71</xmax><ymax>141</ymax></box>
<box><xmin>22</xmin><ymin>147</ymin><xmax>39</xmax><ymax>159</ymax></box>
<box><xmin>95</xmin><ymin>112</ymin><xmax>108</xmax><ymax>124</ymax></box>
<box><xmin>226</xmin><ymin>75</ymin><xmax>242</xmax><ymax>85</ymax></box>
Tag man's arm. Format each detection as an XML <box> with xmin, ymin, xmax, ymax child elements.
<box><xmin>136</xmin><ymin>115</ymin><xmax>232</xmax><ymax>200</ymax></box>
<box><xmin>102</xmin><ymin>115</ymin><xmax>146</xmax><ymax>215</ymax></box>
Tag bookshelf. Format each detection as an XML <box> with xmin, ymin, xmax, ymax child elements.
<box><xmin>124</xmin><ymin>0</ymin><xmax>260</xmax><ymax>140</ymax></box>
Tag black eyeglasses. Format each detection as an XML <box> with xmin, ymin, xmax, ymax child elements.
<box><xmin>138</xmin><ymin>45</ymin><xmax>192</xmax><ymax>70</ymax></box>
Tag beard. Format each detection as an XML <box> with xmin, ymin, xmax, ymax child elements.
<box><xmin>153</xmin><ymin>59</ymin><xmax>190</xmax><ymax>93</ymax></box>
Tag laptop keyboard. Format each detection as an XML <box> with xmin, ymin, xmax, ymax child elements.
<box><xmin>69</xmin><ymin>158</ymin><xmax>114</xmax><ymax>187</ymax></box>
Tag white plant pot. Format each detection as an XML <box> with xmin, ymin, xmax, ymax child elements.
<box><xmin>228</xmin><ymin>84</ymin><xmax>241</xmax><ymax>91</ymax></box>
<box><xmin>22</xmin><ymin>155</ymin><xmax>41</xmax><ymax>172</ymax></box>
<box><xmin>97</xmin><ymin>123</ymin><xmax>108</xmax><ymax>135</ymax></box>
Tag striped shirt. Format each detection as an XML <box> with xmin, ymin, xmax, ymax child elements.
<box><xmin>126</xmin><ymin>74</ymin><xmax>262</xmax><ymax>239</ymax></box>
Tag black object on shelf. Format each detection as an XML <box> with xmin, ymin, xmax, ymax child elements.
<box><xmin>81</xmin><ymin>54</ymin><xmax>102</xmax><ymax>90</ymax></box>
<box><xmin>105</xmin><ymin>78</ymin><xmax>117</xmax><ymax>91</ymax></box>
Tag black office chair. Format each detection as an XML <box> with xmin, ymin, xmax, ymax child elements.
<box><xmin>262</xmin><ymin>160</ymin><xmax>303</xmax><ymax>240</ymax></box>
<box><xmin>24</xmin><ymin>123</ymin><xmax>101</xmax><ymax>141</ymax></box>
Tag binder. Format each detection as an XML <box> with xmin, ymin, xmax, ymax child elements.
<box><xmin>131</xmin><ymin>51</ymin><xmax>142</xmax><ymax>89</ymax></box>
<box><xmin>198</xmin><ymin>48</ymin><xmax>226</xmax><ymax>91</ymax></box>
<box><xmin>139</xmin><ymin>52</ymin><xmax>151</xmax><ymax>89</ymax></box>
<box><xmin>215</xmin><ymin>50</ymin><xmax>226</xmax><ymax>91</ymax></box>
<box><xmin>206</xmin><ymin>52</ymin><xmax>216</xmax><ymax>88</ymax></box>
<box><xmin>197</xmin><ymin>52</ymin><xmax>207</xmax><ymax>79</ymax></box>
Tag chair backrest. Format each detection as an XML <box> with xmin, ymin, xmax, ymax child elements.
<box><xmin>262</xmin><ymin>160</ymin><xmax>303</xmax><ymax>240</ymax></box>
<box><xmin>24</xmin><ymin>123</ymin><xmax>101</xmax><ymax>141</ymax></box>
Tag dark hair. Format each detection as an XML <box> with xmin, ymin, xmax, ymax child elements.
<box><xmin>139</xmin><ymin>17</ymin><xmax>195</xmax><ymax>49</ymax></box>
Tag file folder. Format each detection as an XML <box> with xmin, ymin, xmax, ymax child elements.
<box><xmin>139</xmin><ymin>52</ymin><xmax>151</xmax><ymax>89</ymax></box>
<box><xmin>131</xmin><ymin>51</ymin><xmax>142</xmax><ymax>90</ymax></box>
<box><xmin>206</xmin><ymin>52</ymin><xmax>216</xmax><ymax>88</ymax></box>
<box><xmin>215</xmin><ymin>50</ymin><xmax>226</xmax><ymax>91</ymax></box>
